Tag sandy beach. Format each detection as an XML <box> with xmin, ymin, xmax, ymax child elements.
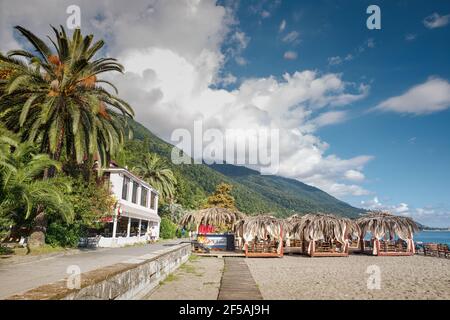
<box><xmin>144</xmin><ymin>254</ymin><xmax>449</xmax><ymax>300</ymax></box>
<box><xmin>246</xmin><ymin>255</ymin><xmax>450</xmax><ymax>300</ymax></box>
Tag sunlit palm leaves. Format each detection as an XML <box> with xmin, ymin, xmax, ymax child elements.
<box><xmin>133</xmin><ymin>153</ymin><xmax>177</xmax><ymax>201</ymax></box>
<box><xmin>0</xmin><ymin>26</ymin><xmax>134</xmax><ymax>167</ymax></box>
<box><xmin>0</xmin><ymin>126</ymin><xmax>73</xmax><ymax>222</ymax></box>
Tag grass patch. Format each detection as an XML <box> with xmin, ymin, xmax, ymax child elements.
<box><xmin>159</xmin><ymin>273</ymin><xmax>178</xmax><ymax>286</ymax></box>
<box><xmin>0</xmin><ymin>246</ymin><xmax>14</xmax><ymax>255</ymax></box>
<box><xmin>189</xmin><ymin>254</ymin><xmax>200</xmax><ymax>262</ymax></box>
<box><xmin>11</xmin><ymin>245</ymin><xmax>67</xmax><ymax>256</ymax></box>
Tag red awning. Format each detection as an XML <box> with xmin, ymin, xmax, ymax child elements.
<box><xmin>198</xmin><ymin>224</ymin><xmax>215</xmax><ymax>234</ymax></box>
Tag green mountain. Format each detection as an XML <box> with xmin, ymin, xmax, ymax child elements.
<box><xmin>128</xmin><ymin>120</ymin><xmax>364</xmax><ymax>218</ymax></box>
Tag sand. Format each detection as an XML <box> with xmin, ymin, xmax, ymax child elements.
<box><xmin>145</xmin><ymin>256</ymin><xmax>223</xmax><ymax>300</ymax></box>
<box><xmin>246</xmin><ymin>254</ymin><xmax>450</xmax><ymax>300</ymax></box>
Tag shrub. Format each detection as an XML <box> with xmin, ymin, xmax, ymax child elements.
<box><xmin>45</xmin><ymin>222</ymin><xmax>86</xmax><ymax>247</ymax></box>
<box><xmin>159</xmin><ymin>217</ymin><xmax>177</xmax><ymax>239</ymax></box>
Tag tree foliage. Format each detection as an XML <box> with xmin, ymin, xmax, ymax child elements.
<box><xmin>205</xmin><ymin>183</ymin><xmax>236</xmax><ymax>209</ymax></box>
<box><xmin>0</xmin><ymin>26</ymin><xmax>134</xmax><ymax>168</ymax></box>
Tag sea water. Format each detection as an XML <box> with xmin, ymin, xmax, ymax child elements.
<box><xmin>414</xmin><ymin>231</ymin><xmax>450</xmax><ymax>245</ymax></box>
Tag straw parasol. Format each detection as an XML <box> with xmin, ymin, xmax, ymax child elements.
<box><xmin>178</xmin><ymin>207</ymin><xmax>245</xmax><ymax>230</ymax></box>
<box><xmin>356</xmin><ymin>211</ymin><xmax>418</xmax><ymax>240</ymax></box>
<box><xmin>290</xmin><ymin>213</ymin><xmax>359</xmax><ymax>244</ymax></box>
<box><xmin>242</xmin><ymin>214</ymin><xmax>288</xmax><ymax>243</ymax></box>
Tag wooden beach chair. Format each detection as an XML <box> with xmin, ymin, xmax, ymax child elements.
<box><xmin>423</xmin><ymin>243</ymin><xmax>438</xmax><ymax>257</ymax></box>
<box><xmin>437</xmin><ymin>244</ymin><xmax>450</xmax><ymax>258</ymax></box>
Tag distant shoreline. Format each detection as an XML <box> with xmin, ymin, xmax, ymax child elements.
<box><xmin>420</xmin><ymin>229</ymin><xmax>450</xmax><ymax>232</ymax></box>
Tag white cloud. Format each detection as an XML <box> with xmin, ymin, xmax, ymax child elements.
<box><xmin>0</xmin><ymin>0</ymin><xmax>373</xmax><ymax>198</ymax></box>
<box><xmin>405</xmin><ymin>33</ymin><xmax>416</xmax><ymax>41</ymax></box>
<box><xmin>423</xmin><ymin>12</ymin><xmax>450</xmax><ymax>29</ymax></box>
<box><xmin>311</xmin><ymin>111</ymin><xmax>347</xmax><ymax>128</ymax></box>
<box><xmin>282</xmin><ymin>31</ymin><xmax>300</xmax><ymax>44</ymax></box>
<box><xmin>328</xmin><ymin>38</ymin><xmax>374</xmax><ymax>66</ymax></box>
<box><xmin>328</xmin><ymin>56</ymin><xmax>342</xmax><ymax>65</ymax></box>
<box><xmin>375</xmin><ymin>78</ymin><xmax>450</xmax><ymax>114</ymax></box>
<box><xmin>279</xmin><ymin>19</ymin><xmax>286</xmax><ymax>32</ymax></box>
<box><xmin>344</xmin><ymin>169</ymin><xmax>365</xmax><ymax>182</ymax></box>
<box><xmin>235</xmin><ymin>56</ymin><xmax>247</xmax><ymax>66</ymax></box>
<box><xmin>283</xmin><ymin>51</ymin><xmax>297</xmax><ymax>60</ymax></box>
<box><xmin>232</xmin><ymin>31</ymin><xmax>250</xmax><ymax>50</ymax></box>
<box><xmin>261</xmin><ymin>10</ymin><xmax>270</xmax><ymax>19</ymax></box>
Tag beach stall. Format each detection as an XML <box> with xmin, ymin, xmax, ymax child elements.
<box><xmin>179</xmin><ymin>207</ymin><xmax>245</xmax><ymax>252</ymax></box>
<box><xmin>290</xmin><ymin>213</ymin><xmax>358</xmax><ymax>257</ymax></box>
<box><xmin>241</xmin><ymin>215</ymin><xmax>286</xmax><ymax>257</ymax></box>
<box><xmin>356</xmin><ymin>211</ymin><xmax>418</xmax><ymax>256</ymax></box>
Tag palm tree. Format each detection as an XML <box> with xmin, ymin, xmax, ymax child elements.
<box><xmin>0</xmin><ymin>126</ymin><xmax>73</xmax><ymax>246</ymax></box>
<box><xmin>0</xmin><ymin>26</ymin><xmax>134</xmax><ymax>170</ymax></box>
<box><xmin>133</xmin><ymin>153</ymin><xmax>177</xmax><ymax>202</ymax></box>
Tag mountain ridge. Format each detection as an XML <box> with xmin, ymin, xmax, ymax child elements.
<box><xmin>128</xmin><ymin>119</ymin><xmax>365</xmax><ymax>218</ymax></box>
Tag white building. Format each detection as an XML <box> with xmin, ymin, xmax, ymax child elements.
<box><xmin>96</xmin><ymin>165</ymin><xmax>160</xmax><ymax>247</ymax></box>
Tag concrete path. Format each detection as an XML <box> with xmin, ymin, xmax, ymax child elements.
<box><xmin>145</xmin><ymin>256</ymin><xmax>223</xmax><ymax>300</ymax></box>
<box><xmin>0</xmin><ymin>239</ymin><xmax>188</xmax><ymax>299</ymax></box>
<box><xmin>218</xmin><ymin>257</ymin><xmax>262</xmax><ymax>300</ymax></box>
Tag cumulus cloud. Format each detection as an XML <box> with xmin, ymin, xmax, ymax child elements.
<box><xmin>375</xmin><ymin>78</ymin><xmax>450</xmax><ymax>114</ymax></box>
<box><xmin>423</xmin><ymin>12</ymin><xmax>450</xmax><ymax>29</ymax></box>
<box><xmin>283</xmin><ymin>51</ymin><xmax>297</xmax><ymax>60</ymax></box>
<box><xmin>0</xmin><ymin>0</ymin><xmax>372</xmax><ymax>198</ymax></box>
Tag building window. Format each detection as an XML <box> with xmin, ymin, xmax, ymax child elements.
<box><xmin>140</xmin><ymin>187</ymin><xmax>148</xmax><ymax>207</ymax></box>
<box><xmin>122</xmin><ymin>176</ymin><xmax>130</xmax><ymax>200</ymax></box>
<box><xmin>150</xmin><ymin>192</ymin><xmax>157</xmax><ymax>209</ymax></box>
<box><xmin>131</xmin><ymin>181</ymin><xmax>139</xmax><ymax>204</ymax></box>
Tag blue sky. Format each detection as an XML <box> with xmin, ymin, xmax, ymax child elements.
<box><xmin>215</xmin><ymin>0</ymin><xmax>450</xmax><ymax>226</ymax></box>
<box><xmin>1</xmin><ymin>0</ymin><xmax>449</xmax><ymax>226</ymax></box>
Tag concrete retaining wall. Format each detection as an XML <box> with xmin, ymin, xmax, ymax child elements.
<box><xmin>7</xmin><ymin>243</ymin><xmax>191</xmax><ymax>300</ymax></box>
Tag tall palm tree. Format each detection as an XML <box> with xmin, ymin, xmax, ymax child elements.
<box><xmin>0</xmin><ymin>126</ymin><xmax>73</xmax><ymax>246</ymax></box>
<box><xmin>0</xmin><ymin>26</ymin><xmax>134</xmax><ymax>169</ymax></box>
<box><xmin>133</xmin><ymin>153</ymin><xmax>177</xmax><ymax>202</ymax></box>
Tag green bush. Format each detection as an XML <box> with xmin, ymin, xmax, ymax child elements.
<box><xmin>159</xmin><ymin>217</ymin><xmax>177</xmax><ymax>239</ymax></box>
<box><xmin>46</xmin><ymin>222</ymin><xmax>86</xmax><ymax>247</ymax></box>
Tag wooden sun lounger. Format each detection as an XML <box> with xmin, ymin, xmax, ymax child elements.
<box><xmin>245</xmin><ymin>240</ymin><xmax>283</xmax><ymax>257</ymax></box>
<box><xmin>309</xmin><ymin>240</ymin><xmax>349</xmax><ymax>257</ymax></box>
<box><xmin>437</xmin><ymin>244</ymin><xmax>450</xmax><ymax>258</ymax></box>
<box><xmin>423</xmin><ymin>243</ymin><xmax>439</xmax><ymax>257</ymax></box>
<box><xmin>376</xmin><ymin>239</ymin><xmax>413</xmax><ymax>256</ymax></box>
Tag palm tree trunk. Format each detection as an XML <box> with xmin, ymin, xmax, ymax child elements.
<box><xmin>28</xmin><ymin>207</ymin><xmax>47</xmax><ymax>247</ymax></box>
<box><xmin>48</xmin><ymin>127</ymin><xmax>65</xmax><ymax>177</ymax></box>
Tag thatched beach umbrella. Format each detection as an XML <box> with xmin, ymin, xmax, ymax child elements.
<box><xmin>356</xmin><ymin>211</ymin><xmax>418</xmax><ymax>255</ymax></box>
<box><xmin>356</xmin><ymin>211</ymin><xmax>418</xmax><ymax>240</ymax></box>
<box><xmin>178</xmin><ymin>207</ymin><xmax>245</xmax><ymax>231</ymax></box>
<box><xmin>292</xmin><ymin>213</ymin><xmax>358</xmax><ymax>244</ymax></box>
<box><xmin>242</xmin><ymin>214</ymin><xmax>287</xmax><ymax>243</ymax></box>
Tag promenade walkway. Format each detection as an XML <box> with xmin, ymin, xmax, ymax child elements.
<box><xmin>0</xmin><ymin>239</ymin><xmax>187</xmax><ymax>299</ymax></box>
<box><xmin>218</xmin><ymin>257</ymin><xmax>263</xmax><ymax>300</ymax></box>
